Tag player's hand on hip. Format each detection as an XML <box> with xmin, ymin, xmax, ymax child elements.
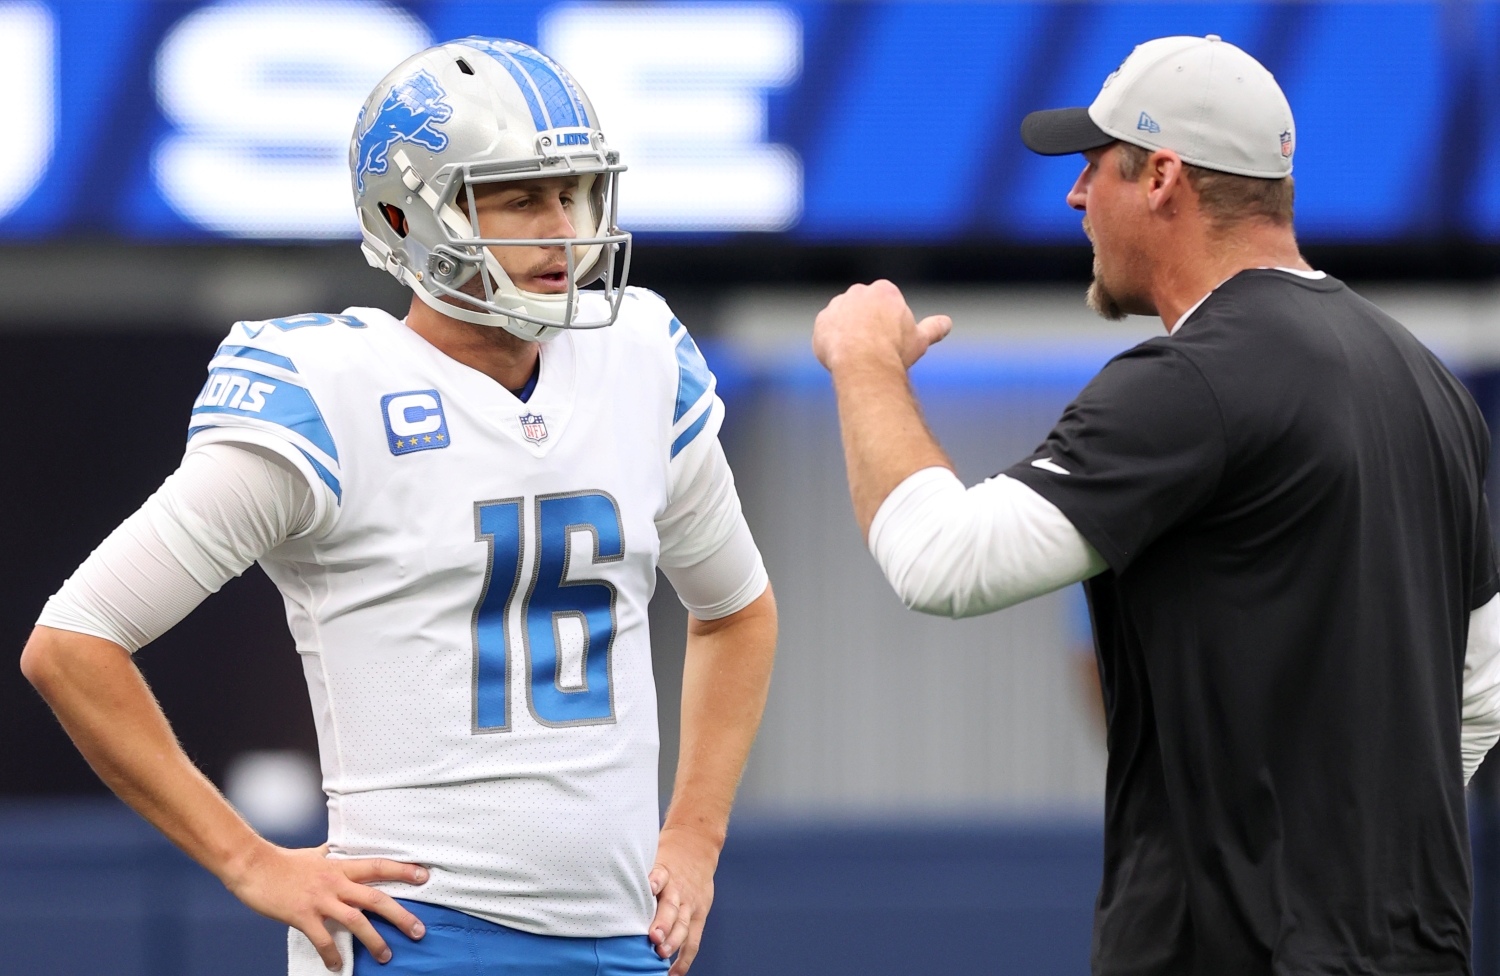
<box><xmin>649</xmin><ymin>826</ymin><xmax>721</xmax><ymax>975</ymax></box>
<box><xmin>812</xmin><ymin>279</ymin><xmax>952</xmax><ymax>373</ymax></box>
<box><xmin>224</xmin><ymin>841</ymin><xmax>428</xmax><ymax>971</ymax></box>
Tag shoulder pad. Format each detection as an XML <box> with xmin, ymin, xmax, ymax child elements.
<box><xmin>189</xmin><ymin>315</ymin><xmax>349</xmax><ymax>502</ymax></box>
<box><xmin>234</xmin><ymin>312</ymin><xmax>369</xmax><ymax>339</ymax></box>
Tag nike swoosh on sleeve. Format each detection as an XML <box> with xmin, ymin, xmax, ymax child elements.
<box><xmin>1031</xmin><ymin>458</ymin><xmax>1070</xmax><ymax>475</ymax></box>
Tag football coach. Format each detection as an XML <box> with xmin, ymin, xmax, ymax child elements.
<box><xmin>813</xmin><ymin>34</ymin><xmax>1500</xmax><ymax>976</ymax></box>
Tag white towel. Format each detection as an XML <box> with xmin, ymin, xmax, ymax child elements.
<box><xmin>287</xmin><ymin>921</ymin><xmax>353</xmax><ymax>976</ymax></box>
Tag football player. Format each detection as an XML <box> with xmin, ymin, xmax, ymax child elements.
<box><xmin>21</xmin><ymin>37</ymin><xmax>776</xmax><ymax>976</ymax></box>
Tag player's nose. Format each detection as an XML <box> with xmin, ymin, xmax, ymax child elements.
<box><xmin>541</xmin><ymin>197</ymin><xmax>577</xmax><ymax>243</ymax></box>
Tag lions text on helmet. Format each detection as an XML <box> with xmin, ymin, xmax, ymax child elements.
<box><xmin>350</xmin><ymin>37</ymin><xmax>632</xmax><ymax>342</ymax></box>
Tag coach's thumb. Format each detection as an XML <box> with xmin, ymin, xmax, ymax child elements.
<box><xmin>918</xmin><ymin>314</ymin><xmax>953</xmax><ymax>346</ymax></box>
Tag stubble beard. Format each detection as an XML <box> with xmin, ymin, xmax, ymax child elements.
<box><xmin>1085</xmin><ymin>255</ymin><xmax>1129</xmax><ymax>322</ymax></box>
<box><xmin>1081</xmin><ymin>216</ymin><xmax>1129</xmax><ymax>322</ymax></box>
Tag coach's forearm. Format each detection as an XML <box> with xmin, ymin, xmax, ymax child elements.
<box><xmin>827</xmin><ymin>353</ymin><xmax>953</xmax><ymax>540</ymax></box>
<box><xmin>20</xmin><ymin>626</ymin><xmax>265</xmax><ymax>882</ymax></box>
<box><xmin>663</xmin><ymin>585</ymin><xmax>778</xmax><ymax>849</ymax></box>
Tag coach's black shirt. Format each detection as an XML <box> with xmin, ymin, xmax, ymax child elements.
<box><xmin>1006</xmin><ymin>270</ymin><xmax>1499</xmax><ymax>976</ymax></box>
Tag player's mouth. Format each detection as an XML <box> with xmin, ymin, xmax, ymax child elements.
<box><xmin>523</xmin><ymin>264</ymin><xmax>570</xmax><ymax>293</ymax></box>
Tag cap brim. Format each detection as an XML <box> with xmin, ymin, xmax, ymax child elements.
<box><xmin>1021</xmin><ymin>107</ymin><xmax>1115</xmax><ymax>156</ymax></box>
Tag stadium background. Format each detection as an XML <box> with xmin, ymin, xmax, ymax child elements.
<box><xmin>3</xmin><ymin>1</ymin><xmax>1500</xmax><ymax>973</ymax></box>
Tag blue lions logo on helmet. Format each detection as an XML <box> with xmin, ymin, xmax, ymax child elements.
<box><xmin>355</xmin><ymin>70</ymin><xmax>454</xmax><ymax>194</ymax></box>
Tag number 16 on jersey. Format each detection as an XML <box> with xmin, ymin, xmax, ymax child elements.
<box><xmin>471</xmin><ymin>492</ymin><xmax>623</xmax><ymax>733</ymax></box>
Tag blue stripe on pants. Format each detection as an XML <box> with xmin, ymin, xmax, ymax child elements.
<box><xmin>353</xmin><ymin>899</ymin><xmax>669</xmax><ymax>975</ymax></box>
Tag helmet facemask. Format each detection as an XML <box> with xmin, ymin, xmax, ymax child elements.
<box><xmin>409</xmin><ymin>161</ymin><xmax>630</xmax><ymax>342</ymax></box>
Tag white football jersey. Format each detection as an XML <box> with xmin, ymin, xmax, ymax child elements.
<box><xmin>184</xmin><ymin>288</ymin><xmax>732</xmax><ymax>937</ymax></box>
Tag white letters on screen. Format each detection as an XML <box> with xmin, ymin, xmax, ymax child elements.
<box><xmin>152</xmin><ymin>1</ymin><xmax>430</xmax><ymax>238</ymax></box>
<box><xmin>0</xmin><ymin>2</ymin><xmax>55</xmax><ymax>221</ymax></box>
<box><xmin>540</xmin><ymin>3</ymin><xmax>803</xmax><ymax>232</ymax></box>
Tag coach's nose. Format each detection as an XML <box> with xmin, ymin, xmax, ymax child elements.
<box><xmin>1067</xmin><ymin>158</ymin><xmax>1092</xmax><ymax>212</ymax></box>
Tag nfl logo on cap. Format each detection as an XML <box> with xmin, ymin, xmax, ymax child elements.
<box><xmin>520</xmin><ymin>412</ymin><xmax>548</xmax><ymax>444</ymax></box>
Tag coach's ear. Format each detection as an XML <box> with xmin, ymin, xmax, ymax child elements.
<box><xmin>1143</xmin><ymin>148</ymin><xmax>1187</xmax><ymax>215</ymax></box>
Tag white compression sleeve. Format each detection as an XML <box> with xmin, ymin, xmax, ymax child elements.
<box><xmin>657</xmin><ymin>430</ymin><xmax>769</xmax><ymax>620</ymax></box>
<box><xmin>869</xmin><ymin>467</ymin><xmax>1108</xmax><ymax>619</ymax></box>
<box><xmin>36</xmin><ymin>442</ymin><xmax>315</xmax><ymax>652</ymax></box>
<box><xmin>662</xmin><ymin>518</ymin><xmax>767</xmax><ymax>621</ymax></box>
<box><xmin>1463</xmin><ymin>592</ymin><xmax>1500</xmax><ymax>784</ymax></box>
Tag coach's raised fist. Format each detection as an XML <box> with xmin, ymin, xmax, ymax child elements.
<box><xmin>812</xmin><ymin>279</ymin><xmax>952</xmax><ymax>373</ymax></box>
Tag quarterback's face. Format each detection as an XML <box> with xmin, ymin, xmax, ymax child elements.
<box><xmin>466</xmin><ymin>177</ymin><xmax>581</xmax><ymax>295</ymax></box>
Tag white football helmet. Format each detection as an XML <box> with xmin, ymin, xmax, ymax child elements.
<box><xmin>350</xmin><ymin>37</ymin><xmax>631</xmax><ymax>341</ymax></box>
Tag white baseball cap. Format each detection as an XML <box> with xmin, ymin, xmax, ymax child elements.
<box><xmin>1021</xmin><ymin>34</ymin><xmax>1296</xmax><ymax>178</ymax></box>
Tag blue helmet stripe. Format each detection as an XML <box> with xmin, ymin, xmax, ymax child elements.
<box><xmin>561</xmin><ymin>71</ymin><xmax>590</xmax><ymax>128</ymax></box>
<box><xmin>506</xmin><ymin>47</ymin><xmax>584</xmax><ymax>129</ymax></box>
<box><xmin>459</xmin><ymin>39</ymin><xmax>549</xmax><ymax>131</ymax></box>
<box><xmin>458</xmin><ymin>37</ymin><xmax>588</xmax><ymax>131</ymax></box>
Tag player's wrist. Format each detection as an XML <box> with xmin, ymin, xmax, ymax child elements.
<box><xmin>658</xmin><ymin>818</ymin><xmax>728</xmax><ymax>857</ymax></box>
<box><xmin>216</xmin><ymin>831</ymin><xmax>277</xmax><ymax>893</ymax></box>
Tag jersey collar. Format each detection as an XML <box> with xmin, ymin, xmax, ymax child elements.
<box><xmin>1169</xmin><ymin>267</ymin><xmax>1328</xmax><ymax>336</ymax></box>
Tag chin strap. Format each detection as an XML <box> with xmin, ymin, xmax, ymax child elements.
<box><xmin>393</xmin><ymin>148</ymin><xmax>471</xmax><ymax>238</ymax></box>
<box><xmin>407</xmin><ymin>280</ymin><xmax>559</xmax><ymax>340</ymax></box>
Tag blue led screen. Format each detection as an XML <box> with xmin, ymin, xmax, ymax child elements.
<box><xmin>1</xmin><ymin>0</ymin><xmax>1497</xmax><ymax>244</ymax></box>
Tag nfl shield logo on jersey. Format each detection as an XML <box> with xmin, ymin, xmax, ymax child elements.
<box><xmin>520</xmin><ymin>412</ymin><xmax>548</xmax><ymax>444</ymax></box>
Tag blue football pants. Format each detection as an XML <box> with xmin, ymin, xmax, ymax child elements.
<box><xmin>353</xmin><ymin>899</ymin><xmax>669</xmax><ymax>976</ymax></box>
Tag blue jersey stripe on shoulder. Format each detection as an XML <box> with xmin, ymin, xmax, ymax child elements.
<box><xmin>668</xmin><ymin>317</ymin><xmax>682</xmax><ymax>337</ymax></box>
<box><xmin>190</xmin><ymin>367</ymin><xmax>338</xmax><ymax>461</ymax></box>
<box><xmin>295</xmin><ymin>447</ymin><xmax>342</xmax><ymax>502</ymax></box>
<box><xmin>215</xmin><ymin>344</ymin><xmax>297</xmax><ymax>373</ymax></box>
<box><xmin>673</xmin><ymin>332</ymin><xmax>713</xmax><ymax>424</ymax></box>
<box><xmin>237</xmin><ymin>313</ymin><xmax>365</xmax><ymax>338</ymax></box>
<box><xmin>671</xmin><ymin>405</ymin><xmax>713</xmax><ymax>459</ymax></box>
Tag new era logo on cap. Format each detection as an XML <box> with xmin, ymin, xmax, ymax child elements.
<box><xmin>1137</xmin><ymin>111</ymin><xmax>1160</xmax><ymax>133</ymax></box>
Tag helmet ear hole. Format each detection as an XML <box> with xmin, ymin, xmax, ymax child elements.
<box><xmin>379</xmin><ymin>203</ymin><xmax>409</xmax><ymax>237</ymax></box>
